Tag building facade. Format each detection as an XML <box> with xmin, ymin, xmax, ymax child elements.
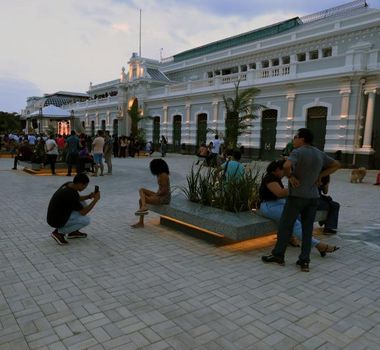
<box><xmin>24</xmin><ymin>0</ymin><xmax>380</xmax><ymax>168</ymax></box>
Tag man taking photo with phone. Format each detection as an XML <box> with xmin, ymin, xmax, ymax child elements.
<box><xmin>47</xmin><ymin>173</ymin><xmax>100</xmax><ymax>245</ymax></box>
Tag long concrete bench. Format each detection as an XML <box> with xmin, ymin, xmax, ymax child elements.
<box><xmin>147</xmin><ymin>196</ymin><xmax>327</xmax><ymax>241</ymax></box>
<box><xmin>18</xmin><ymin>160</ymin><xmax>93</xmax><ymax>174</ymax></box>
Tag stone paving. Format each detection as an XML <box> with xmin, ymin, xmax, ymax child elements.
<box><xmin>0</xmin><ymin>154</ymin><xmax>379</xmax><ymax>350</ymax></box>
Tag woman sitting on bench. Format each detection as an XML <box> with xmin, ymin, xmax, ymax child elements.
<box><xmin>259</xmin><ymin>160</ymin><xmax>339</xmax><ymax>257</ymax></box>
<box><xmin>131</xmin><ymin>159</ymin><xmax>171</xmax><ymax>228</ymax></box>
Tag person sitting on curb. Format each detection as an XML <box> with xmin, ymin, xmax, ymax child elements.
<box><xmin>12</xmin><ymin>140</ymin><xmax>33</xmax><ymax>170</ymax></box>
<box><xmin>47</xmin><ymin>173</ymin><xmax>100</xmax><ymax>245</ymax></box>
<box><xmin>132</xmin><ymin>159</ymin><xmax>171</xmax><ymax>228</ymax></box>
<box><xmin>259</xmin><ymin>160</ymin><xmax>339</xmax><ymax>256</ymax></box>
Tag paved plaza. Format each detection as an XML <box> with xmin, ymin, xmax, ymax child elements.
<box><xmin>0</xmin><ymin>154</ymin><xmax>379</xmax><ymax>350</ymax></box>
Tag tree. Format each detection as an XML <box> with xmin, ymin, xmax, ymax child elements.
<box><xmin>128</xmin><ymin>99</ymin><xmax>140</xmax><ymax>137</ymax></box>
<box><xmin>127</xmin><ymin>99</ymin><xmax>152</xmax><ymax>146</ymax></box>
<box><xmin>0</xmin><ymin>112</ymin><xmax>21</xmax><ymax>134</ymax></box>
<box><xmin>222</xmin><ymin>81</ymin><xmax>264</xmax><ymax>150</ymax></box>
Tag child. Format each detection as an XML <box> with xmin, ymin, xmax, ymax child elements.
<box><xmin>132</xmin><ymin>159</ymin><xmax>171</xmax><ymax>228</ymax></box>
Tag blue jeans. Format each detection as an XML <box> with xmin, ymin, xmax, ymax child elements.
<box><xmin>58</xmin><ymin>210</ymin><xmax>90</xmax><ymax>234</ymax></box>
<box><xmin>260</xmin><ymin>199</ymin><xmax>320</xmax><ymax>247</ymax></box>
<box><xmin>272</xmin><ymin>197</ymin><xmax>319</xmax><ymax>263</ymax></box>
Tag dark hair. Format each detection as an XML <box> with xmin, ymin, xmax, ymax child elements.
<box><xmin>150</xmin><ymin>158</ymin><xmax>169</xmax><ymax>175</ymax></box>
<box><xmin>297</xmin><ymin>128</ymin><xmax>314</xmax><ymax>144</ymax></box>
<box><xmin>70</xmin><ymin>130</ymin><xmax>76</xmax><ymax>136</ymax></box>
<box><xmin>266</xmin><ymin>159</ymin><xmax>285</xmax><ymax>174</ymax></box>
<box><xmin>232</xmin><ymin>150</ymin><xmax>241</xmax><ymax>161</ymax></box>
<box><xmin>73</xmin><ymin>173</ymin><xmax>90</xmax><ymax>184</ymax></box>
<box><xmin>215</xmin><ymin>135</ymin><xmax>219</xmax><ymax>139</ymax></box>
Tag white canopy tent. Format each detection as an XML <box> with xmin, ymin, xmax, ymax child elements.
<box><xmin>27</xmin><ymin>105</ymin><xmax>84</xmax><ymax>134</ymax></box>
<box><xmin>29</xmin><ymin>105</ymin><xmax>71</xmax><ymax>118</ymax></box>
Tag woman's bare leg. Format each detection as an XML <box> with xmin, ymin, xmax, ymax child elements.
<box><xmin>131</xmin><ymin>215</ymin><xmax>144</xmax><ymax>228</ymax></box>
<box><xmin>138</xmin><ymin>188</ymin><xmax>156</xmax><ymax>211</ymax></box>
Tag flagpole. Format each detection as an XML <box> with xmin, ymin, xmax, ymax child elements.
<box><xmin>139</xmin><ymin>9</ymin><xmax>142</xmax><ymax>57</ymax></box>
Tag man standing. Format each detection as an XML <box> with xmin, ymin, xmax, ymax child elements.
<box><xmin>103</xmin><ymin>130</ymin><xmax>113</xmax><ymax>175</ymax></box>
<box><xmin>209</xmin><ymin>135</ymin><xmax>221</xmax><ymax>166</ymax></box>
<box><xmin>92</xmin><ymin>130</ymin><xmax>105</xmax><ymax>176</ymax></box>
<box><xmin>262</xmin><ymin>128</ymin><xmax>340</xmax><ymax>272</ymax></box>
<box><xmin>65</xmin><ymin>130</ymin><xmax>80</xmax><ymax>176</ymax></box>
<box><xmin>45</xmin><ymin>135</ymin><xmax>59</xmax><ymax>175</ymax></box>
<box><xmin>47</xmin><ymin>173</ymin><xmax>100</xmax><ymax>245</ymax></box>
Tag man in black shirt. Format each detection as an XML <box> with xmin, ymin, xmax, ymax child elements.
<box><xmin>47</xmin><ymin>173</ymin><xmax>100</xmax><ymax>245</ymax></box>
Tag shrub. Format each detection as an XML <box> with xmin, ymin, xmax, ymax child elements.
<box><xmin>181</xmin><ymin>163</ymin><xmax>262</xmax><ymax>212</ymax></box>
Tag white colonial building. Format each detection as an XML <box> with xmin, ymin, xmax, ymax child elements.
<box><xmin>23</xmin><ymin>0</ymin><xmax>380</xmax><ymax>168</ymax></box>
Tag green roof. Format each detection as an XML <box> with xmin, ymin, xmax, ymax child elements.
<box><xmin>173</xmin><ymin>17</ymin><xmax>302</xmax><ymax>63</ymax></box>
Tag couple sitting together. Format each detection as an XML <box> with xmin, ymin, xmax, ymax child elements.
<box><xmin>259</xmin><ymin>159</ymin><xmax>340</xmax><ymax>257</ymax></box>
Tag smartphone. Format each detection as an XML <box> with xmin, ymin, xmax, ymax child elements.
<box><xmin>94</xmin><ymin>185</ymin><xmax>99</xmax><ymax>193</ymax></box>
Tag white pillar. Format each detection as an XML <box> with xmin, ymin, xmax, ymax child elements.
<box><xmin>286</xmin><ymin>93</ymin><xmax>295</xmax><ymax>138</ymax></box>
<box><xmin>362</xmin><ymin>91</ymin><xmax>376</xmax><ymax>149</ymax></box>
<box><xmin>212</xmin><ymin>101</ymin><xmax>218</xmax><ymax>123</ymax></box>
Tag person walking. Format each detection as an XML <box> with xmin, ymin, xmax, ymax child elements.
<box><xmin>262</xmin><ymin>128</ymin><xmax>340</xmax><ymax>272</ymax></box>
<box><xmin>47</xmin><ymin>173</ymin><xmax>100</xmax><ymax>245</ymax></box>
<box><xmin>92</xmin><ymin>130</ymin><xmax>105</xmax><ymax>176</ymax></box>
<box><xmin>45</xmin><ymin>135</ymin><xmax>59</xmax><ymax>175</ymax></box>
<box><xmin>65</xmin><ymin>130</ymin><xmax>80</xmax><ymax>176</ymax></box>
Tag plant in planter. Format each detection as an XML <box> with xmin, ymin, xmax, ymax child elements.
<box><xmin>181</xmin><ymin>163</ymin><xmax>262</xmax><ymax>212</ymax></box>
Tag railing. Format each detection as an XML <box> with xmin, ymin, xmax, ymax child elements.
<box><xmin>221</xmin><ymin>73</ymin><xmax>246</xmax><ymax>84</ymax></box>
<box><xmin>257</xmin><ymin>65</ymin><xmax>290</xmax><ymax>79</ymax></box>
<box><xmin>64</xmin><ymin>96</ymin><xmax>119</xmax><ymax>109</ymax></box>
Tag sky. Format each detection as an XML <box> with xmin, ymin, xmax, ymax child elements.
<box><xmin>0</xmin><ymin>0</ymin><xmax>379</xmax><ymax>113</ymax></box>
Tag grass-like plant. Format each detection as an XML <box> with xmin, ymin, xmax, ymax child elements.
<box><xmin>181</xmin><ymin>163</ymin><xmax>262</xmax><ymax>212</ymax></box>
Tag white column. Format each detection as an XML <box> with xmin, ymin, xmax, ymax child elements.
<box><xmin>185</xmin><ymin>104</ymin><xmax>191</xmax><ymax>124</ymax></box>
<box><xmin>162</xmin><ymin>104</ymin><xmax>168</xmax><ymax>137</ymax></box>
<box><xmin>212</xmin><ymin>101</ymin><xmax>218</xmax><ymax>123</ymax></box>
<box><xmin>362</xmin><ymin>91</ymin><xmax>376</xmax><ymax>149</ymax></box>
<box><xmin>339</xmin><ymin>89</ymin><xmax>351</xmax><ymax>119</ymax></box>
<box><xmin>286</xmin><ymin>93</ymin><xmax>295</xmax><ymax>138</ymax></box>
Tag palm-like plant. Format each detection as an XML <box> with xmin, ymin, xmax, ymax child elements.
<box><xmin>223</xmin><ymin>80</ymin><xmax>264</xmax><ymax>150</ymax></box>
<box><xmin>128</xmin><ymin>100</ymin><xmax>152</xmax><ymax>145</ymax></box>
<box><xmin>128</xmin><ymin>99</ymin><xmax>140</xmax><ymax>137</ymax></box>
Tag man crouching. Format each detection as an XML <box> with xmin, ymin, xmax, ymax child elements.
<box><xmin>47</xmin><ymin>173</ymin><xmax>100</xmax><ymax>245</ymax></box>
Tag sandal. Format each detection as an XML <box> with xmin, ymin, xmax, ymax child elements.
<box><xmin>319</xmin><ymin>244</ymin><xmax>340</xmax><ymax>257</ymax></box>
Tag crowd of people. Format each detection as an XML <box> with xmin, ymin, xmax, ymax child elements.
<box><xmin>1</xmin><ymin>131</ymin><xmax>160</xmax><ymax>175</ymax></box>
<box><xmin>43</xmin><ymin>127</ymin><xmax>346</xmax><ymax>274</ymax></box>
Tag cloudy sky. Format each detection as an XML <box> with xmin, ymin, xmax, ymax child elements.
<box><xmin>1</xmin><ymin>0</ymin><xmax>379</xmax><ymax>113</ymax></box>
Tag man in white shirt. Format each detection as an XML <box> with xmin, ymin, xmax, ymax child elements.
<box><xmin>92</xmin><ymin>130</ymin><xmax>105</xmax><ymax>176</ymax></box>
<box><xmin>208</xmin><ymin>135</ymin><xmax>221</xmax><ymax>167</ymax></box>
<box><xmin>45</xmin><ymin>135</ymin><xmax>59</xmax><ymax>175</ymax></box>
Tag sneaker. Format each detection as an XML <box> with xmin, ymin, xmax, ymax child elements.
<box><xmin>296</xmin><ymin>260</ymin><xmax>310</xmax><ymax>272</ymax></box>
<box><xmin>135</xmin><ymin>209</ymin><xmax>149</xmax><ymax>216</ymax></box>
<box><xmin>12</xmin><ymin>167</ymin><xmax>17</xmax><ymax>170</ymax></box>
<box><xmin>67</xmin><ymin>231</ymin><xmax>88</xmax><ymax>239</ymax></box>
<box><xmin>51</xmin><ymin>230</ymin><xmax>68</xmax><ymax>245</ymax></box>
<box><xmin>261</xmin><ymin>254</ymin><xmax>285</xmax><ymax>266</ymax></box>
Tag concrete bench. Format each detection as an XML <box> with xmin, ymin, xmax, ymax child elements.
<box><xmin>18</xmin><ymin>160</ymin><xmax>93</xmax><ymax>175</ymax></box>
<box><xmin>147</xmin><ymin>196</ymin><xmax>327</xmax><ymax>241</ymax></box>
